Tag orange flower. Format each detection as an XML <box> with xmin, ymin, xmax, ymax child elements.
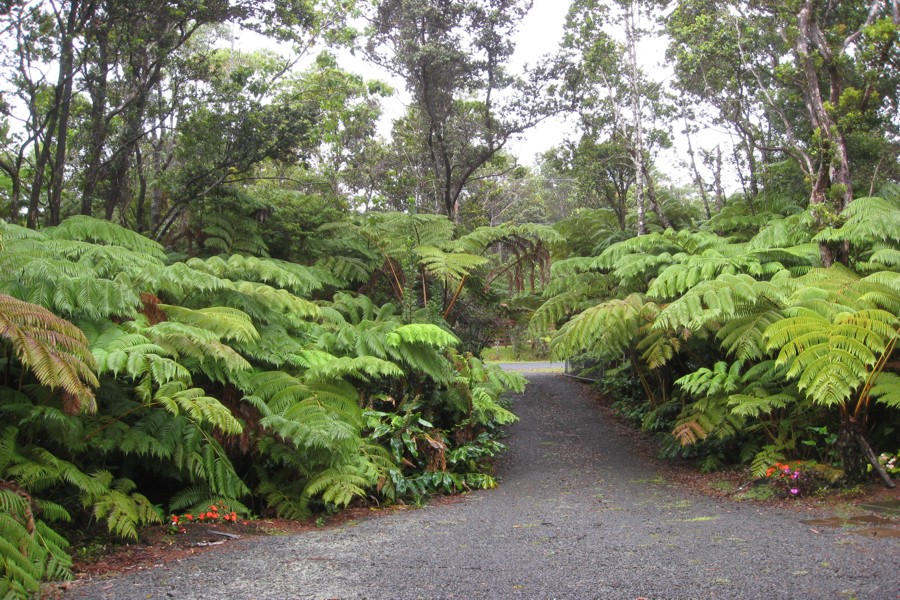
<box><xmin>765</xmin><ymin>467</ymin><xmax>775</xmax><ymax>477</ymax></box>
<box><xmin>170</xmin><ymin>515</ymin><xmax>179</xmax><ymax>524</ymax></box>
<box><xmin>185</xmin><ymin>514</ymin><xmax>193</xmax><ymax>521</ymax></box>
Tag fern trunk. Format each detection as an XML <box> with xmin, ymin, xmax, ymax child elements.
<box><xmin>837</xmin><ymin>412</ymin><xmax>868</xmax><ymax>483</ymax></box>
<box><xmin>838</xmin><ymin>410</ymin><xmax>894</xmax><ymax>488</ymax></box>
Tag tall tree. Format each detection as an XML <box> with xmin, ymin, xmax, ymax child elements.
<box><xmin>667</xmin><ymin>0</ymin><xmax>900</xmax><ymax>265</ymax></box>
<box><xmin>365</xmin><ymin>0</ymin><xmax>547</xmax><ymax>222</ymax></box>
<box><xmin>557</xmin><ymin>0</ymin><xmax>674</xmax><ymax>234</ymax></box>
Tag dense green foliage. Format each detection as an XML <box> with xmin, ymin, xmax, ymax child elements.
<box><xmin>0</xmin><ymin>214</ymin><xmax>537</xmax><ymax>595</ymax></box>
<box><xmin>539</xmin><ymin>188</ymin><xmax>900</xmax><ymax>482</ymax></box>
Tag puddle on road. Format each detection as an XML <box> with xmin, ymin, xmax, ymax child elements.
<box><xmin>858</xmin><ymin>500</ymin><xmax>900</xmax><ymax>516</ymax></box>
<box><xmin>801</xmin><ymin>512</ymin><xmax>900</xmax><ymax>538</ymax></box>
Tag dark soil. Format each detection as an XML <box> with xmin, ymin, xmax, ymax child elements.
<box><xmin>58</xmin><ymin>373</ymin><xmax>899</xmax><ymax>600</ymax></box>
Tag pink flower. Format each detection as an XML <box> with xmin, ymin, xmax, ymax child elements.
<box><xmin>790</xmin><ymin>488</ymin><xmax>799</xmax><ymax>495</ymax></box>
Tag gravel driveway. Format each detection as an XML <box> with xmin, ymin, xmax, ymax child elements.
<box><xmin>68</xmin><ymin>373</ymin><xmax>899</xmax><ymax>599</ymax></box>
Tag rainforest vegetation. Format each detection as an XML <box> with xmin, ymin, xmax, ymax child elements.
<box><xmin>1</xmin><ymin>0</ymin><xmax>899</xmax><ymax>596</ymax></box>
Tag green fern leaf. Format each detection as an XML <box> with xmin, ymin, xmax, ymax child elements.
<box><xmin>870</xmin><ymin>373</ymin><xmax>900</xmax><ymax>409</ymax></box>
<box><xmin>45</xmin><ymin>215</ymin><xmax>167</xmax><ymax>260</ymax></box>
<box><xmin>386</xmin><ymin>324</ymin><xmax>459</xmax><ymax>348</ymax></box>
<box><xmin>0</xmin><ymin>294</ymin><xmax>98</xmax><ymax>409</ymax></box>
<box><xmin>158</xmin><ymin>305</ymin><xmax>259</xmax><ymax>344</ymax></box>
<box><xmin>551</xmin><ymin>293</ymin><xmax>651</xmax><ymax>360</ymax></box>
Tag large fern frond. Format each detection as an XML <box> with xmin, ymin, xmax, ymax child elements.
<box><xmin>814</xmin><ymin>196</ymin><xmax>900</xmax><ymax>248</ymax></box>
<box><xmin>186</xmin><ymin>255</ymin><xmax>323</xmax><ymax>297</ymax></box>
<box><xmin>0</xmin><ymin>294</ymin><xmax>98</xmax><ymax>409</ymax></box>
<box><xmin>44</xmin><ymin>215</ymin><xmax>167</xmax><ymax>260</ymax></box>
<box><xmin>158</xmin><ymin>305</ymin><xmax>259</xmax><ymax>344</ymax></box>
<box><xmin>551</xmin><ymin>293</ymin><xmax>653</xmax><ymax>360</ymax></box>
<box><xmin>764</xmin><ymin>306</ymin><xmax>898</xmax><ymax>407</ymax></box>
<box><xmin>152</xmin><ymin>381</ymin><xmax>243</xmax><ymax>434</ymax></box>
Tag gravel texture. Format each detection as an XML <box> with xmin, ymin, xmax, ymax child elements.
<box><xmin>68</xmin><ymin>373</ymin><xmax>899</xmax><ymax>600</ymax></box>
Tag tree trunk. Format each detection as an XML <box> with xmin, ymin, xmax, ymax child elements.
<box><xmin>837</xmin><ymin>409</ymin><xmax>869</xmax><ymax>483</ymax></box>
<box><xmin>838</xmin><ymin>407</ymin><xmax>895</xmax><ymax>488</ymax></box>
<box><xmin>625</xmin><ymin>6</ymin><xmax>646</xmax><ymax>236</ymax></box>
<box><xmin>795</xmin><ymin>0</ymin><xmax>854</xmax><ymax>267</ymax></box>
<box><xmin>642</xmin><ymin>162</ymin><xmax>673</xmax><ymax>230</ymax></box>
<box><xmin>134</xmin><ymin>144</ymin><xmax>148</xmax><ymax>231</ymax></box>
<box><xmin>712</xmin><ymin>145</ymin><xmax>724</xmax><ymax>213</ymax></box>
<box><xmin>684</xmin><ymin>117</ymin><xmax>711</xmax><ymax>219</ymax></box>
<box><xmin>81</xmin><ymin>26</ymin><xmax>110</xmax><ymax>217</ymax></box>
<box><xmin>48</xmin><ymin>15</ymin><xmax>78</xmax><ymax>226</ymax></box>
<box><xmin>26</xmin><ymin>105</ymin><xmax>59</xmax><ymax>228</ymax></box>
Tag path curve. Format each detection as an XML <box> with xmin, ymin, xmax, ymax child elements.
<box><xmin>69</xmin><ymin>373</ymin><xmax>899</xmax><ymax>599</ymax></box>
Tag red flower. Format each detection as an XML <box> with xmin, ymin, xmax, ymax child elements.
<box><xmin>185</xmin><ymin>514</ymin><xmax>193</xmax><ymax>521</ymax></box>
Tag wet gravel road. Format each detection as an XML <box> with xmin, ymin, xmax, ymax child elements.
<box><xmin>69</xmin><ymin>373</ymin><xmax>899</xmax><ymax>599</ymax></box>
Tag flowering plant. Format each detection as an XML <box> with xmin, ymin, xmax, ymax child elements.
<box><xmin>168</xmin><ymin>504</ymin><xmax>242</xmax><ymax>534</ymax></box>
<box><xmin>875</xmin><ymin>452</ymin><xmax>899</xmax><ymax>475</ymax></box>
<box><xmin>765</xmin><ymin>462</ymin><xmax>803</xmax><ymax>497</ymax></box>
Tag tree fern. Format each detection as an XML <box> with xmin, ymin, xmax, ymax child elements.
<box><xmin>647</xmin><ymin>248</ymin><xmax>787</xmax><ymax>300</ymax></box>
<box><xmin>310</xmin><ymin>256</ymin><xmax>373</xmax><ymax>289</ymax></box>
<box><xmin>765</xmin><ymin>306</ymin><xmax>898</xmax><ymax>407</ymax></box>
<box><xmin>87</xmin><ymin>473</ymin><xmax>162</xmax><ymax>541</ymax></box>
<box><xmin>452</xmin><ymin>222</ymin><xmax>565</xmax><ymax>255</ymax></box>
<box><xmin>158</xmin><ymin>305</ymin><xmax>259</xmax><ymax>344</ymax></box>
<box><xmin>81</xmin><ymin>319</ymin><xmax>167</xmax><ymax>378</ymax></box>
<box><xmin>595</xmin><ymin>229</ymin><xmax>731</xmax><ymax>270</ymax></box>
<box><xmin>672</xmin><ymin>396</ymin><xmax>743</xmax><ymax>446</ymax></box>
<box><xmin>300</xmin><ymin>468</ymin><xmax>370</xmax><ymax>509</ymax></box>
<box><xmin>745</xmin><ymin>210</ymin><xmax>818</xmax><ymax>253</ymax></box>
<box><xmin>386</xmin><ymin>324</ymin><xmax>459</xmax><ymax>348</ymax></box>
<box><xmin>676</xmin><ymin>362</ymin><xmax>743</xmax><ymax>398</ymax></box>
<box><xmin>870</xmin><ymin>373</ymin><xmax>900</xmax><ymax>409</ymax></box>
<box><xmin>0</xmin><ymin>494</ymin><xmax>72</xmax><ymax>597</ymax></box>
<box><xmin>814</xmin><ymin>196</ymin><xmax>900</xmax><ymax>248</ymax></box>
<box><xmin>654</xmin><ymin>273</ymin><xmax>792</xmax><ymax>332</ymax></box>
<box><xmin>138</xmin><ymin>261</ymin><xmax>233</xmax><ymax>298</ymax></box>
<box><xmin>198</xmin><ymin>211</ymin><xmax>270</xmax><ymax>257</ymax></box>
<box><xmin>167</xmin><ymin>437</ymin><xmax>250</xmax><ymax>508</ymax></box>
<box><xmin>306</xmin><ymin>356</ymin><xmax>404</xmax><ymax>382</ymax></box>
